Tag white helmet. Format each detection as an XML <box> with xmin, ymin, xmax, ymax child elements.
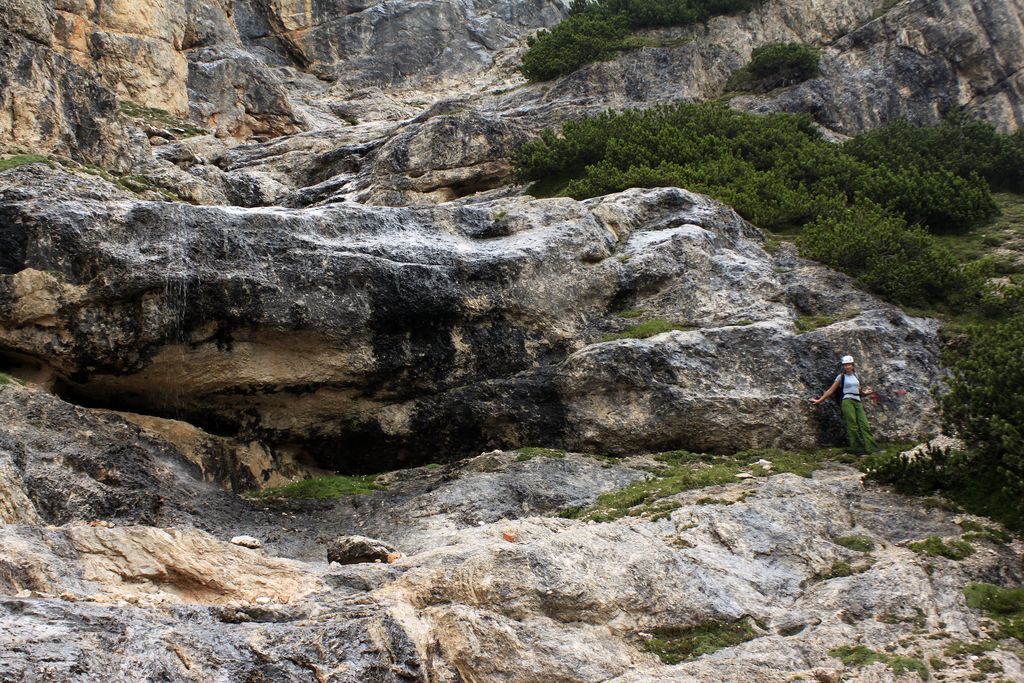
<box><xmin>840</xmin><ymin>355</ymin><xmax>855</xmax><ymax>364</ymax></box>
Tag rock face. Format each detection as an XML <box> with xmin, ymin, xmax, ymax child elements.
<box><xmin>2</xmin><ymin>0</ymin><xmax>1023</xmax><ymax>678</ymax></box>
<box><xmin>4</xmin><ymin>0</ymin><xmax>1022</xmax><ymax>202</ymax></box>
<box><xmin>230</xmin><ymin>0</ymin><xmax>567</xmax><ymax>87</ymax></box>
<box><xmin>0</xmin><ymin>382</ymin><xmax>263</xmax><ymax>526</ymax></box>
<box><xmin>2</xmin><ymin>0</ymin><xmax>567</xmax><ymax>153</ymax></box>
<box><xmin>1</xmin><ymin>403</ymin><xmax>1022</xmax><ymax>682</ymax></box>
<box><xmin>327</xmin><ymin>535</ymin><xmax>399</xmax><ymax>565</ymax></box>
<box><xmin>0</xmin><ymin>24</ymin><xmax>145</xmax><ymax>172</ymax></box>
<box><xmin>733</xmin><ymin>0</ymin><xmax>1024</xmax><ymax>133</ymax></box>
<box><xmin>0</xmin><ymin>171</ymin><xmax>940</xmax><ymax>470</ymax></box>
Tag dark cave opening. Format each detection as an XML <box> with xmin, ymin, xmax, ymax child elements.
<box><xmin>0</xmin><ymin>348</ymin><xmax>539</xmax><ymax>476</ymax></box>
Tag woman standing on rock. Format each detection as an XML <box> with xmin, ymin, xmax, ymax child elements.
<box><xmin>809</xmin><ymin>355</ymin><xmax>878</xmax><ymax>455</ymax></box>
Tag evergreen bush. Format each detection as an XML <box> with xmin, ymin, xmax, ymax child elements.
<box><xmin>938</xmin><ymin>316</ymin><xmax>1024</xmax><ymax>512</ymax></box>
<box><xmin>843</xmin><ymin>112</ymin><xmax>1024</xmax><ymax>193</ymax></box>
<box><xmin>514</xmin><ymin>102</ymin><xmax>999</xmax><ymax>235</ymax></box>
<box><xmin>729</xmin><ymin>42</ymin><xmax>821</xmax><ymax>91</ymax></box>
<box><xmin>521</xmin><ymin>12</ymin><xmax>633</xmax><ymax>82</ymax></box>
<box><xmin>514</xmin><ymin>103</ymin><xmax>1017</xmax><ymax>307</ymax></box>
<box><xmin>522</xmin><ymin>0</ymin><xmax>759</xmax><ymax>81</ymax></box>
<box><xmin>795</xmin><ymin>200</ymin><xmax>967</xmax><ymax>306</ymax></box>
<box><xmin>862</xmin><ymin>318</ymin><xmax>1024</xmax><ymax>530</ymax></box>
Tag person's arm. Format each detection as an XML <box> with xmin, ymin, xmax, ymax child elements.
<box><xmin>809</xmin><ymin>378</ymin><xmax>841</xmax><ymax>404</ymax></box>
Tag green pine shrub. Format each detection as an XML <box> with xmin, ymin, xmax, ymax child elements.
<box><xmin>514</xmin><ymin>102</ymin><xmax>999</xmax><ymax>236</ymax></box>
<box><xmin>520</xmin><ymin>12</ymin><xmax>634</xmax><ymax>82</ymax></box>
<box><xmin>521</xmin><ymin>0</ymin><xmax>759</xmax><ymax>81</ymax></box>
<box><xmin>748</xmin><ymin>42</ymin><xmax>820</xmax><ymax>81</ymax></box>
<box><xmin>862</xmin><ymin>317</ymin><xmax>1024</xmax><ymax>530</ymax></box>
<box><xmin>729</xmin><ymin>42</ymin><xmax>821</xmax><ymax>92</ymax></box>
<box><xmin>843</xmin><ymin>112</ymin><xmax>1024</xmax><ymax>193</ymax></box>
<box><xmin>514</xmin><ymin>102</ymin><xmax>1020</xmax><ymax>308</ymax></box>
<box><xmin>854</xmin><ymin>166</ymin><xmax>996</xmax><ymax>234</ymax></box>
<box><xmin>795</xmin><ymin>200</ymin><xmax>967</xmax><ymax>306</ymax></box>
<box><xmin>938</xmin><ymin>315</ymin><xmax>1024</xmax><ymax>512</ymax></box>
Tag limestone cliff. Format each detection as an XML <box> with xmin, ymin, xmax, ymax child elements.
<box><xmin>1</xmin><ymin>0</ymin><xmax>1023</xmax><ymax>680</ymax></box>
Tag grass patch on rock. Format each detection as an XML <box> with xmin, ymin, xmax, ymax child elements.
<box><xmin>0</xmin><ymin>153</ymin><xmax>180</xmax><ymax>201</ymax></box>
<box><xmin>944</xmin><ymin>639</ymin><xmax>998</xmax><ymax>657</ymax></box>
<box><xmin>642</xmin><ymin>619</ymin><xmax>758</xmax><ymax>664</ymax></box>
<box><xmin>958</xmin><ymin>520</ymin><xmax>1012</xmax><ymax>545</ymax></box>
<box><xmin>119</xmin><ymin>100</ymin><xmax>206</xmax><ymax>138</ymax></box>
<box><xmin>515</xmin><ymin>446</ymin><xmax>567</xmax><ymax>461</ymax></box>
<box><xmin>0</xmin><ymin>154</ymin><xmax>53</xmax><ymax>172</ymax></box>
<box><xmin>0</xmin><ymin>372</ymin><xmax>25</xmax><ymax>386</ymax></box>
<box><xmin>819</xmin><ymin>561</ymin><xmax>855</xmax><ymax>579</ymax></box>
<box><xmin>907</xmin><ymin>537</ymin><xmax>974</xmax><ymax>560</ymax></box>
<box><xmin>243</xmin><ymin>475</ymin><xmax>384</xmax><ymax>500</ymax></box>
<box><xmin>816</xmin><ymin>558</ymin><xmax>875</xmax><ymax>581</ymax></box>
<box><xmin>964</xmin><ymin>582</ymin><xmax>1024</xmax><ymax>641</ymax></box>
<box><xmin>560</xmin><ymin>447</ymin><xmax>838</xmax><ymax>523</ymax></box>
<box><xmin>602</xmin><ymin>319</ymin><xmax>692</xmax><ymax>341</ymax></box>
<box><xmin>972</xmin><ymin>656</ymin><xmax>1003</xmax><ymax>676</ymax></box>
<box><xmin>833</xmin><ymin>534</ymin><xmax>875</xmax><ymax>552</ymax></box>
<box><xmin>116</xmin><ymin>174</ymin><xmax>179</xmax><ymax>200</ymax></box>
<box><xmin>829</xmin><ymin>645</ymin><xmax>930</xmax><ymax>679</ymax></box>
<box><xmin>795</xmin><ymin>309</ymin><xmax>859</xmax><ymax>333</ymax></box>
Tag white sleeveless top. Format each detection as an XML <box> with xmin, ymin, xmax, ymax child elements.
<box><xmin>835</xmin><ymin>372</ymin><xmax>861</xmax><ymax>401</ymax></box>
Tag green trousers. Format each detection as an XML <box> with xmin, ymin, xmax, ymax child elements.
<box><xmin>841</xmin><ymin>398</ymin><xmax>877</xmax><ymax>454</ymax></box>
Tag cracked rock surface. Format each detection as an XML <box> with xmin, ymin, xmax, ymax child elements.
<box><xmin>1</xmin><ymin>384</ymin><xmax>1021</xmax><ymax>682</ymax></box>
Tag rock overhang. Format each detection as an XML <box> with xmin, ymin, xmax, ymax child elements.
<box><xmin>0</xmin><ymin>182</ymin><xmax>942</xmax><ymax>470</ymax></box>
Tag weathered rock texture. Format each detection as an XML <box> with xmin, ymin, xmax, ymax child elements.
<box><xmin>230</xmin><ymin>0</ymin><xmax>567</xmax><ymax>86</ymax></box>
<box><xmin>499</xmin><ymin>0</ymin><xmax>1024</xmax><ymax>134</ymax></box>
<box><xmin>0</xmin><ymin>23</ymin><xmax>144</xmax><ymax>172</ymax></box>
<box><xmin>733</xmin><ymin>0</ymin><xmax>1024</xmax><ymax>133</ymax></box>
<box><xmin>0</xmin><ymin>171</ymin><xmax>940</xmax><ymax>470</ymax></box>
<box><xmin>327</xmin><ymin>535</ymin><xmax>399</xmax><ymax>565</ymax></box>
<box><xmin>0</xmin><ymin>382</ymin><xmax>262</xmax><ymax>525</ymax></box>
<box><xmin>1</xmin><ymin>401</ymin><xmax>1021</xmax><ymax>682</ymax></box>
<box><xmin>3</xmin><ymin>0</ymin><xmax>1022</xmax><ymax>204</ymax></box>
<box><xmin>2</xmin><ymin>0</ymin><xmax>1023</xmax><ymax>678</ymax></box>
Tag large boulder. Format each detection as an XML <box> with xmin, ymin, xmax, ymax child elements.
<box><xmin>0</xmin><ymin>172</ymin><xmax>941</xmax><ymax>470</ymax></box>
